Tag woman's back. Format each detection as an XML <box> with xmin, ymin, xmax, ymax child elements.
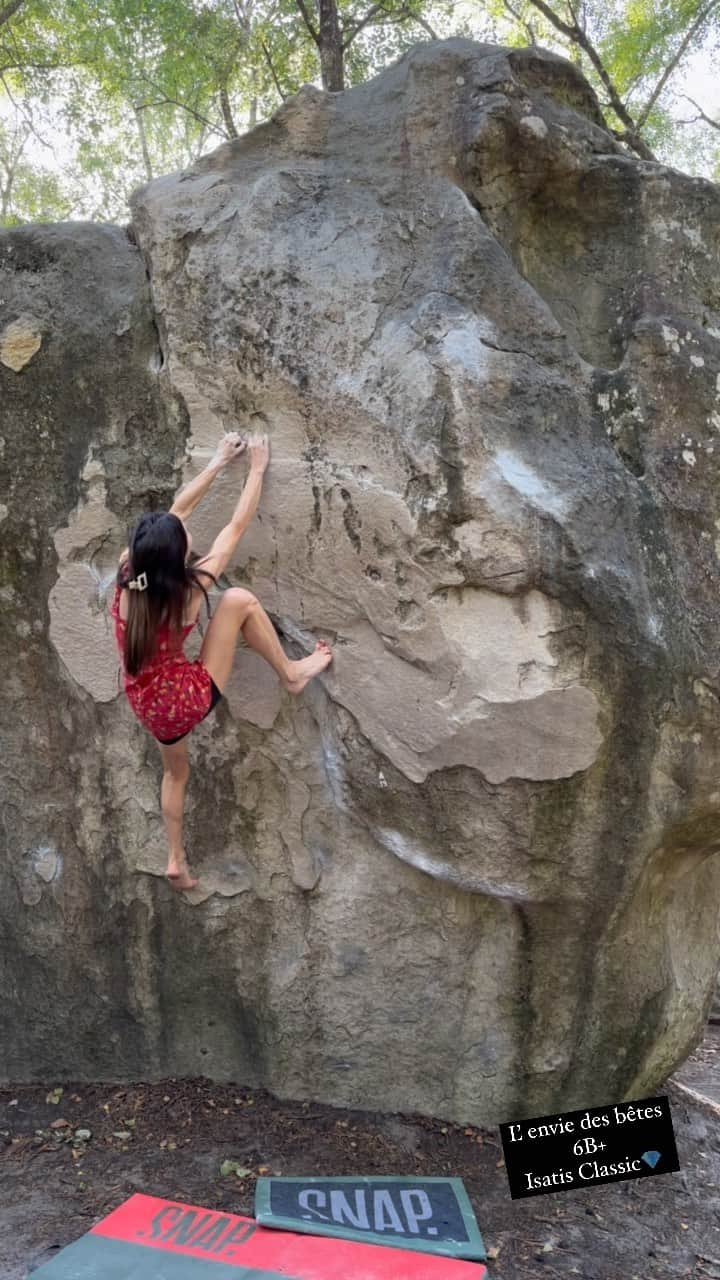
<box><xmin>110</xmin><ymin>579</ymin><xmax>216</xmax><ymax>743</ymax></box>
<box><xmin>111</xmin><ymin>583</ymin><xmax>199</xmax><ymax>677</ymax></box>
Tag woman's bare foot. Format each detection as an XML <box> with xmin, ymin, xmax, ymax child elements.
<box><xmin>166</xmin><ymin>851</ymin><xmax>198</xmax><ymax>892</ymax></box>
<box><xmin>284</xmin><ymin>640</ymin><xmax>333</xmax><ymax>694</ymax></box>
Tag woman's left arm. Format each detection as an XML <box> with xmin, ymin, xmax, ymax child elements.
<box><xmin>169</xmin><ymin>432</ymin><xmax>246</xmax><ymax>521</ymax></box>
<box><xmin>169</xmin><ymin>458</ymin><xmax>224</xmax><ymax>521</ymax></box>
<box><xmin>117</xmin><ymin>462</ymin><xmax>223</xmax><ymax>567</ymax></box>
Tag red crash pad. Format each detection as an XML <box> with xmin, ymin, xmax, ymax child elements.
<box><xmin>32</xmin><ymin>1192</ymin><xmax>488</xmax><ymax>1278</ymax></box>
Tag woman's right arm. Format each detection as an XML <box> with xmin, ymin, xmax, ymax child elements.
<box><xmin>193</xmin><ymin>435</ymin><xmax>270</xmax><ymax>581</ymax></box>
<box><xmin>229</xmin><ymin>435</ymin><xmax>269</xmax><ymax>536</ymax></box>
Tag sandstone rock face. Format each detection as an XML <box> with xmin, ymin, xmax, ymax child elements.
<box><xmin>2</xmin><ymin>40</ymin><xmax>720</xmax><ymax>1124</ymax></box>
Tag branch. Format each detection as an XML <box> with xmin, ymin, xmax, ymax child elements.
<box><xmin>342</xmin><ymin>0</ymin><xmax>388</xmax><ymax>46</ymax></box>
<box><xmin>679</xmin><ymin>93</ymin><xmax>720</xmax><ymax>133</ymax></box>
<box><xmin>525</xmin><ymin>0</ymin><xmax>575</xmax><ymax>40</ymax></box>
<box><xmin>525</xmin><ymin>0</ymin><xmax>656</xmax><ymax>160</ymax></box>
<box><xmin>342</xmin><ymin>1</ymin><xmax>438</xmax><ymax>48</ymax></box>
<box><xmin>261</xmin><ymin>38</ymin><xmax>288</xmax><ymax>99</ymax></box>
<box><xmin>381</xmin><ymin>8</ymin><xmax>440</xmax><ymax>35</ymax></box>
<box><xmin>0</xmin><ymin>71</ymin><xmax>53</xmax><ymax>149</ymax></box>
<box><xmin>619</xmin><ymin>68</ymin><xmax>647</xmax><ymax>105</ymax></box>
<box><xmin>0</xmin><ymin>0</ymin><xmax>25</xmax><ymax>28</ymax></box>
<box><xmin>0</xmin><ymin>121</ymin><xmax>28</xmax><ymax>218</ymax></box>
<box><xmin>0</xmin><ymin>59</ymin><xmax>75</xmax><ymax>71</ymax></box>
<box><xmin>411</xmin><ymin>11</ymin><xmax>439</xmax><ymax>38</ymax></box>
<box><xmin>502</xmin><ymin>0</ymin><xmax>537</xmax><ymax>43</ymax></box>
<box><xmin>134</xmin><ymin>98</ymin><xmax>173</xmax><ymax>110</ymax></box>
<box><xmin>9</xmin><ymin>120</ymin><xmax>29</xmax><ymax>163</ymax></box>
<box><xmin>293</xmin><ymin>0</ymin><xmax>319</xmax><ymax>45</ymax></box>
<box><xmin>137</xmin><ymin>76</ymin><xmax>227</xmax><ymax>139</ymax></box>
<box><xmin>185</xmin><ymin>117</ymin><xmax>210</xmax><ymax>161</ymax></box>
<box><xmin>0</xmin><ymin>8</ymin><xmax>81</xmax><ymax>73</ymax></box>
<box><xmin>636</xmin><ymin>0</ymin><xmax>720</xmax><ymax>129</ymax></box>
<box><xmin>232</xmin><ymin>0</ymin><xmax>256</xmax><ymax>31</ymax></box>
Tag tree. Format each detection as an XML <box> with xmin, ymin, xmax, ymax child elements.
<box><xmin>0</xmin><ymin>0</ymin><xmax>463</xmax><ymax>220</ymax></box>
<box><xmin>0</xmin><ymin>116</ymin><xmax>76</xmax><ymax>221</ymax></box>
<box><xmin>489</xmin><ymin>0</ymin><xmax>720</xmax><ymax>163</ymax></box>
<box><xmin>1</xmin><ymin>0</ymin><xmax>719</xmax><ymax>224</ymax></box>
<box><xmin>289</xmin><ymin>0</ymin><xmax>444</xmax><ymax>91</ymax></box>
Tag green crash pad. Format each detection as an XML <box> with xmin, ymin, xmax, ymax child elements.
<box><xmin>254</xmin><ymin>1176</ymin><xmax>486</xmax><ymax>1260</ymax></box>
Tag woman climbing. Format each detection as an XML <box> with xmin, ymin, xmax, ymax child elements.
<box><xmin>109</xmin><ymin>430</ymin><xmax>333</xmax><ymax>892</ymax></box>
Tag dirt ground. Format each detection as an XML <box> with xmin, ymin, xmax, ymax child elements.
<box><xmin>1</xmin><ymin>1027</ymin><xmax>719</xmax><ymax>1280</ymax></box>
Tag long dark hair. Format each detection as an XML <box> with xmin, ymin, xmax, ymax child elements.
<box><xmin>117</xmin><ymin>511</ymin><xmax>220</xmax><ymax>677</ymax></box>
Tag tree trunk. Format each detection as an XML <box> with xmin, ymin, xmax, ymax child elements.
<box><xmin>0</xmin><ymin>128</ymin><xmax>27</xmax><ymax>222</ymax></box>
<box><xmin>1</xmin><ymin>169</ymin><xmax>13</xmax><ymax>221</ymax></box>
<box><xmin>249</xmin><ymin>67</ymin><xmax>258</xmax><ymax>127</ymax></box>
<box><xmin>318</xmin><ymin>0</ymin><xmax>344</xmax><ymax>91</ymax></box>
<box><xmin>220</xmin><ymin>86</ymin><xmax>239</xmax><ymax>138</ymax></box>
<box><xmin>133</xmin><ymin>106</ymin><xmax>153</xmax><ymax>181</ymax></box>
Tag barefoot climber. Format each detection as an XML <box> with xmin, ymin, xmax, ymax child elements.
<box><xmin>109</xmin><ymin>431</ymin><xmax>333</xmax><ymax>892</ymax></box>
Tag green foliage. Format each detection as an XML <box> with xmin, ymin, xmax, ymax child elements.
<box><xmin>0</xmin><ymin>124</ymin><xmax>73</xmax><ymax>221</ymax></box>
<box><xmin>602</xmin><ymin>0</ymin><xmax>710</xmax><ymax>91</ymax></box>
<box><xmin>0</xmin><ymin>0</ymin><xmax>718</xmax><ymax>224</ymax></box>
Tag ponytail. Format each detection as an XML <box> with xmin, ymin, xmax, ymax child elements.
<box><xmin>118</xmin><ymin>551</ymin><xmax>221</xmax><ymax>677</ymax></box>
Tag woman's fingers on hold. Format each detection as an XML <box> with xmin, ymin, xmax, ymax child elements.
<box><xmin>222</xmin><ymin>431</ymin><xmax>246</xmax><ymax>457</ymax></box>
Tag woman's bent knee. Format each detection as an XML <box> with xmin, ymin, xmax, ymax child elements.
<box><xmin>226</xmin><ymin>587</ymin><xmax>258</xmax><ymax>614</ymax></box>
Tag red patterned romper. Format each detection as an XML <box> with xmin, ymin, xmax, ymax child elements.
<box><xmin>110</xmin><ymin>581</ymin><xmax>222</xmax><ymax>744</ymax></box>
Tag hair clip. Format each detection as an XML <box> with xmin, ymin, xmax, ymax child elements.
<box><xmin>129</xmin><ymin>571</ymin><xmax>148</xmax><ymax>591</ymax></box>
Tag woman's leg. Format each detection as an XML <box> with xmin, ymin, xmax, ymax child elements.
<box><xmin>157</xmin><ymin>738</ymin><xmax>197</xmax><ymax>891</ymax></box>
<box><xmin>199</xmin><ymin>587</ymin><xmax>332</xmax><ymax>693</ymax></box>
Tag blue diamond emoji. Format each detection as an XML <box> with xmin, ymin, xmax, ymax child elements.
<box><xmin>641</xmin><ymin>1150</ymin><xmax>661</xmax><ymax>1169</ymax></box>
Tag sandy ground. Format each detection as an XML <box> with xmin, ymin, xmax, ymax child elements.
<box><xmin>1</xmin><ymin>1026</ymin><xmax>719</xmax><ymax>1280</ymax></box>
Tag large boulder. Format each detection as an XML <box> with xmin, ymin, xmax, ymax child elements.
<box><xmin>2</xmin><ymin>38</ymin><xmax>720</xmax><ymax>1124</ymax></box>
